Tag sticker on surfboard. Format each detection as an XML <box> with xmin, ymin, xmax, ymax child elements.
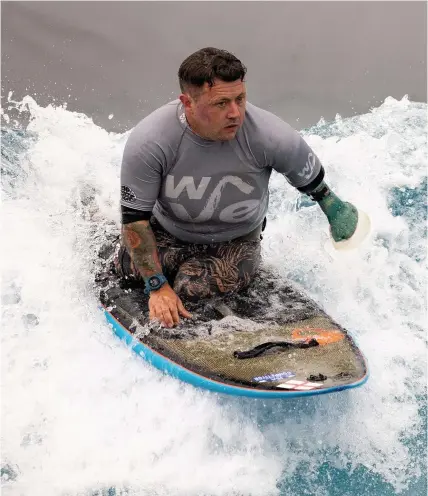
<box><xmin>253</xmin><ymin>371</ymin><xmax>296</xmax><ymax>383</ymax></box>
<box><xmin>277</xmin><ymin>380</ymin><xmax>324</xmax><ymax>391</ymax></box>
<box><xmin>292</xmin><ymin>328</ymin><xmax>344</xmax><ymax>346</ymax></box>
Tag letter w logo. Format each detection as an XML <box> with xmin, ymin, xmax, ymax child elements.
<box><xmin>165</xmin><ymin>175</ymin><xmax>211</xmax><ymax>200</ymax></box>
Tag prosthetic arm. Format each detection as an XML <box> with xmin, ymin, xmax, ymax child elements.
<box><xmin>297</xmin><ymin>167</ymin><xmax>369</xmax><ymax>248</ymax></box>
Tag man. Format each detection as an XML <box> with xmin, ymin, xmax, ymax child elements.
<box><xmin>115</xmin><ymin>47</ymin><xmax>358</xmax><ymax>328</ymax></box>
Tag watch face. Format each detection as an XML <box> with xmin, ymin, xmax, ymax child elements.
<box><xmin>149</xmin><ymin>276</ymin><xmax>160</xmax><ymax>288</ymax></box>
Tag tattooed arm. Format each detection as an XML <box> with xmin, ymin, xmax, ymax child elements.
<box><xmin>122</xmin><ymin>220</ymin><xmax>162</xmax><ymax>279</ymax></box>
<box><xmin>122</xmin><ymin>220</ymin><xmax>192</xmax><ymax>327</ymax></box>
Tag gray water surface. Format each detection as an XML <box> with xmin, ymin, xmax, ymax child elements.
<box><xmin>2</xmin><ymin>1</ymin><xmax>426</xmax><ymax>132</ymax></box>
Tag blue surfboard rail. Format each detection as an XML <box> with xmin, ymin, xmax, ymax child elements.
<box><xmin>102</xmin><ymin>306</ymin><xmax>369</xmax><ymax>399</ymax></box>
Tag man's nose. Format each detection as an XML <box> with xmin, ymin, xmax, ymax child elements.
<box><xmin>227</xmin><ymin>102</ymin><xmax>240</xmax><ymax>119</ymax></box>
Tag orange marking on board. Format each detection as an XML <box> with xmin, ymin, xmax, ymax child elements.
<box><xmin>292</xmin><ymin>328</ymin><xmax>344</xmax><ymax>346</ymax></box>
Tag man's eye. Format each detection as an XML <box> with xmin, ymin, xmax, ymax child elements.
<box><xmin>216</xmin><ymin>102</ymin><xmax>226</xmax><ymax>108</ymax></box>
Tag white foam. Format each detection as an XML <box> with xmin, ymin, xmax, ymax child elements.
<box><xmin>2</xmin><ymin>95</ymin><xmax>427</xmax><ymax>495</ymax></box>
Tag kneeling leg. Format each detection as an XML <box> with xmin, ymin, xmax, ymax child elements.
<box><xmin>173</xmin><ymin>241</ymin><xmax>261</xmax><ymax>301</ymax></box>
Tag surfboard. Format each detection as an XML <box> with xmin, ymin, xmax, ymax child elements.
<box><xmin>96</xmin><ymin>262</ymin><xmax>368</xmax><ymax>398</ymax></box>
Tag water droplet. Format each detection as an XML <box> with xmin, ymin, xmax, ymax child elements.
<box><xmin>23</xmin><ymin>314</ymin><xmax>39</xmax><ymax>327</ymax></box>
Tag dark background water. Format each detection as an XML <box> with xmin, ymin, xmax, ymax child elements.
<box><xmin>2</xmin><ymin>1</ymin><xmax>427</xmax><ymax>132</ymax></box>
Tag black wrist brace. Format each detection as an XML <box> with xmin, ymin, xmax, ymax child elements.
<box><xmin>296</xmin><ymin>167</ymin><xmax>330</xmax><ymax>201</ymax></box>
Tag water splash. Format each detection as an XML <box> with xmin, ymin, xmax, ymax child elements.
<box><xmin>1</xmin><ymin>95</ymin><xmax>426</xmax><ymax>496</ymax></box>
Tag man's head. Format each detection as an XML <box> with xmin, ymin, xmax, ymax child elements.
<box><xmin>178</xmin><ymin>47</ymin><xmax>247</xmax><ymax>141</ymax></box>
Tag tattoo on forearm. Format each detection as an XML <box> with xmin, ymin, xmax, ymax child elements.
<box><xmin>122</xmin><ymin>221</ymin><xmax>162</xmax><ymax>279</ymax></box>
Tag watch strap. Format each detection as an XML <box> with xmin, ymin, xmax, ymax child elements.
<box><xmin>144</xmin><ymin>273</ymin><xmax>168</xmax><ymax>294</ymax></box>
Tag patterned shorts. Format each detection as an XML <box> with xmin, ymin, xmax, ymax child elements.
<box><xmin>113</xmin><ymin>217</ymin><xmax>265</xmax><ymax>301</ymax></box>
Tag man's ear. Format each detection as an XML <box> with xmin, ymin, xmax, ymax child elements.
<box><xmin>179</xmin><ymin>93</ymin><xmax>192</xmax><ymax>109</ymax></box>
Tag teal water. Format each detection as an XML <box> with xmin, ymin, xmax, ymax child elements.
<box><xmin>1</xmin><ymin>95</ymin><xmax>427</xmax><ymax>496</ymax></box>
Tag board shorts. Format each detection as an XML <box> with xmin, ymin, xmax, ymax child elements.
<box><xmin>112</xmin><ymin>217</ymin><xmax>266</xmax><ymax>301</ymax></box>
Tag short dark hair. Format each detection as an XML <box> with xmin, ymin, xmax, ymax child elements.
<box><xmin>178</xmin><ymin>47</ymin><xmax>247</xmax><ymax>93</ymax></box>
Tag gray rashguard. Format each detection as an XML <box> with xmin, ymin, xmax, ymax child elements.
<box><xmin>120</xmin><ymin>100</ymin><xmax>321</xmax><ymax>243</ymax></box>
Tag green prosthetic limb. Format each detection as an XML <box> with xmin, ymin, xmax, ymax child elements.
<box><xmin>317</xmin><ymin>189</ymin><xmax>358</xmax><ymax>242</ymax></box>
<box><xmin>303</xmin><ymin>177</ymin><xmax>359</xmax><ymax>242</ymax></box>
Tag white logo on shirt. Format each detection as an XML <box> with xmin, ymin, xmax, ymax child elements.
<box><xmin>165</xmin><ymin>176</ymin><xmax>211</xmax><ymax>200</ymax></box>
<box><xmin>165</xmin><ymin>175</ymin><xmax>259</xmax><ymax>223</ymax></box>
<box><xmin>297</xmin><ymin>152</ymin><xmax>316</xmax><ymax>180</ymax></box>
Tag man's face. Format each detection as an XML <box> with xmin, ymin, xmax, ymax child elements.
<box><xmin>180</xmin><ymin>79</ymin><xmax>247</xmax><ymax>141</ymax></box>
